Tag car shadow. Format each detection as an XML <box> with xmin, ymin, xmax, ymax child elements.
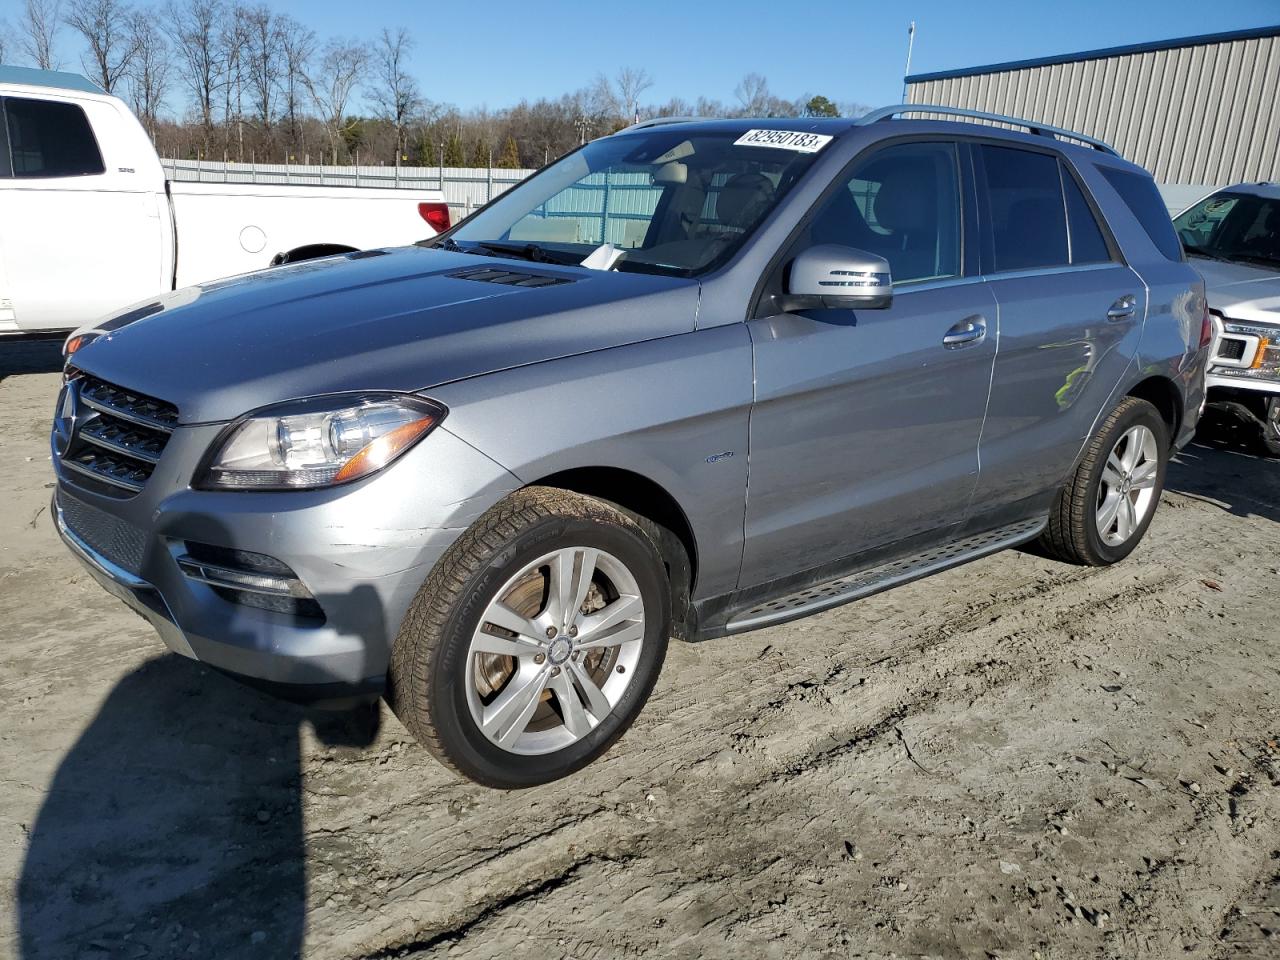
<box><xmin>16</xmin><ymin>580</ymin><xmax>388</xmax><ymax>959</ymax></box>
<box><xmin>0</xmin><ymin>340</ymin><xmax>64</xmax><ymax>384</ymax></box>
<box><xmin>1165</xmin><ymin>439</ymin><xmax>1280</xmax><ymax>524</ymax></box>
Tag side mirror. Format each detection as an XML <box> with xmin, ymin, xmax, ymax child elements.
<box><xmin>778</xmin><ymin>244</ymin><xmax>893</xmax><ymax>312</ymax></box>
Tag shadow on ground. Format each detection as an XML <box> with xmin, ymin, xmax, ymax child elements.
<box><xmin>0</xmin><ymin>341</ymin><xmax>63</xmax><ymax>383</ymax></box>
<box><xmin>16</xmin><ymin>656</ymin><xmax>380</xmax><ymax>960</ymax></box>
<box><xmin>1167</xmin><ymin>438</ymin><xmax>1280</xmax><ymax>525</ymax></box>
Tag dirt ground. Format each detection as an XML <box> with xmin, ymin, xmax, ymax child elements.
<box><xmin>1</xmin><ymin>340</ymin><xmax>1278</xmax><ymax>960</ymax></box>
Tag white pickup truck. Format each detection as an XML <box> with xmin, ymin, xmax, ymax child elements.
<box><xmin>0</xmin><ymin>65</ymin><xmax>451</xmax><ymax>338</ymax></box>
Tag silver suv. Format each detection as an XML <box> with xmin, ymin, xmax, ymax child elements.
<box><xmin>53</xmin><ymin>106</ymin><xmax>1208</xmax><ymax>787</ymax></box>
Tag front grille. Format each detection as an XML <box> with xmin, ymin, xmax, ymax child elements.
<box><xmin>1216</xmin><ymin>338</ymin><xmax>1247</xmax><ymax>362</ymax></box>
<box><xmin>56</xmin><ymin>372</ymin><xmax>178</xmax><ymax>497</ymax></box>
<box><xmin>59</xmin><ymin>491</ymin><xmax>148</xmax><ymax>573</ymax></box>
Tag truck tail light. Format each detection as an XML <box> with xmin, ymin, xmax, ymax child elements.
<box><xmin>418</xmin><ymin>202</ymin><xmax>451</xmax><ymax>234</ymax></box>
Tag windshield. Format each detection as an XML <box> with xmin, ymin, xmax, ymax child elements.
<box><xmin>440</xmin><ymin>128</ymin><xmax>829</xmax><ymax>277</ymax></box>
<box><xmin>1174</xmin><ymin>191</ymin><xmax>1280</xmax><ymax>270</ymax></box>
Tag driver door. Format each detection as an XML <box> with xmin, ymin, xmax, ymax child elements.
<box><xmin>739</xmin><ymin>140</ymin><xmax>997</xmax><ymax>590</ymax></box>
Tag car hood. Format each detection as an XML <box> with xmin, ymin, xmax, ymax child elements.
<box><xmin>1192</xmin><ymin>257</ymin><xmax>1280</xmax><ymax>326</ymax></box>
<box><xmin>70</xmin><ymin>247</ymin><xmax>701</xmax><ymax>424</ymax></box>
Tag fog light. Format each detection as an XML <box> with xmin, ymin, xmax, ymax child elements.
<box><xmin>178</xmin><ymin>543</ymin><xmax>324</xmax><ymax>621</ymax></box>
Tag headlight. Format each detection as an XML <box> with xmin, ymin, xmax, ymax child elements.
<box><xmin>63</xmin><ymin>332</ymin><xmax>100</xmax><ymax>358</ymax></box>
<box><xmin>1213</xmin><ymin>320</ymin><xmax>1280</xmax><ymax>378</ymax></box>
<box><xmin>200</xmin><ymin>394</ymin><xmax>446</xmax><ymax>490</ymax></box>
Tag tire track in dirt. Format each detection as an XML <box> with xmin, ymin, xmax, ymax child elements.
<box><xmin>320</xmin><ymin>523</ymin><xmax>1250</xmax><ymax>958</ymax></box>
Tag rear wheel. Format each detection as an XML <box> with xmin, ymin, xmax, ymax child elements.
<box><xmin>388</xmin><ymin>487</ymin><xmax>670</xmax><ymax>788</ymax></box>
<box><xmin>1039</xmin><ymin>396</ymin><xmax>1168</xmax><ymax>565</ymax></box>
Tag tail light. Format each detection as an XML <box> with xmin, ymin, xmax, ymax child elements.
<box><xmin>418</xmin><ymin>202</ymin><xmax>451</xmax><ymax>234</ymax></box>
<box><xmin>1200</xmin><ymin>303</ymin><xmax>1215</xmax><ymax>348</ymax></box>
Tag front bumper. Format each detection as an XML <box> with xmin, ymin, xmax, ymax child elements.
<box><xmin>52</xmin><ymin>421</ymin><xmax>520</xmax><ymax>700</ymax></box>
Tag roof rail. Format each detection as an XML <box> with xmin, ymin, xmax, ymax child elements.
<box><xmin>618</xmin><ymin>116</ymin><xmax>704</xmax><ymax>133</ymax></box>
<box><xmin>855</xmin><ymin>104</ymin><xmax>1119</xmax><ymax>156</ymax></box>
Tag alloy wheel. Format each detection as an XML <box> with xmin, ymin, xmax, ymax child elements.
<box><xmin>1096</xmin><ymin>423</ymin><xmax>1160</xmax><ymax>547</ymax></box>
<box><xmin>464</xmin><ymin>547</ymin><xmax>645</xmax><ymax>755</ymax></box>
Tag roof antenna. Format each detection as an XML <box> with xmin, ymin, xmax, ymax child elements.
<box><xmin>901</xmin><ymin>22</ymin><xmax>917</xmax><ymax>104</ymax></box>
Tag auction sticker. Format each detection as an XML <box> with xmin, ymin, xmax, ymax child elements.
<box><xmin>733</xmin><ymin>129</ymin><xmax>833</xmax><ymax>152</ymax></box>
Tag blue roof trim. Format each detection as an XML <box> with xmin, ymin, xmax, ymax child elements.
<box><xmin>0</xmin><ymin>65</ymin><xmax>103</xmax><ymax>94</ymax></box>
<box><xmin>906</xmin><ymin>24</ymin><xmax>1280</xmax><ymax>83</ymax></box>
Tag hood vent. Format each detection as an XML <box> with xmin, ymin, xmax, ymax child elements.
<box><xmin>449</xmin><ymin>266</ymin><xmax>574</xmax><ymax>288</ymax></box>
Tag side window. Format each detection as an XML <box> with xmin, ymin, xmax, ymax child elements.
<box><xmin>980</xmin><ymin>144</ymin><xmax>1068</xmax><ymax>272</ymax></box>
<box><xmin>804</xmin><ymin>141</ymin><xmax>961</xmax><ymax>284</ymax></box>
<box><xmin>1099</xmin><ymin>166</ymin><xmax>1183</xmax><ymax>262</ymax></box>
<box><xmin>5</xmin><ymin>97</ymin><xmax>105</xmax><ymax>178</ymax></box>
<box><xmin>1060</xmin><ymin>164</ymin><xmax>1112</xmax><ymax>264</ymax></box>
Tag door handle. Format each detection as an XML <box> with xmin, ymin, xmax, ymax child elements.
<box><xmin>1107</xmin><ymin>295</ymin><xmax>1138</xmax><ymax>321</ymax></box>
<box><xmin>943</xmin><ymin>315</ymin><xmax>987</xmax><ymax>349</ymax></box>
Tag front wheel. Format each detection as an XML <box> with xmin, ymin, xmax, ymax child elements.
<box><xmin>1259</xmin><ymin>396</ymin><xmax>1280</xmax><ymax>458</ymax></box>
<box><xmin>1039</xmin><ymin>396</ymin><xmax>1169</xmax><ymax>566</ymax></box>
<box><xmin>388</xmin><ymin>487</ymin><xmax>670</xmax><ymax>788</ymax></box>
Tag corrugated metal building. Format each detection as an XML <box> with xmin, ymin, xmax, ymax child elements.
<box><xmin>905</xmin><ymin>26</ymin><xmax>1280</xmax><ymax>193</ymax></box>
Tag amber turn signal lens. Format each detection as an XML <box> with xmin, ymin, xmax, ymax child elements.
<box><xmin>64</xmin><ymin>334</ymin><xmax>92</xmax><ymax>357</ymax></box>
<box><xmin>332</xmin><ymin>416</ymin><xmax>438</xmax><ymax>484</ymax></box>
<box><xmin>1251</xmin><ymin>337</ymin><xmax>1272</xmax><ymax>370</ymax></box>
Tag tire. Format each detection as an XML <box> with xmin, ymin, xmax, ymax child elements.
<box><xmin>1259</xmin><ymin>396</ymin><xmax>1280</xmax><ymax>458</ymax></box>
<box><xmin>388</xmin><ymin>486</ymin><xmax>671</xmax><ymax>788</ymax></box>
<box><xmin>1039</xmin><ymin>396</ymin><xmax>1169</xmax><ymax>566</ymax></box>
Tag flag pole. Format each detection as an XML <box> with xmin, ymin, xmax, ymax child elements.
<box><xmin>902</xmin><ymin>22</ymin><xmax>917</xmax><ymax>103</ymax></box>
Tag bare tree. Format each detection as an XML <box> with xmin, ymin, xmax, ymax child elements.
<box><xmin>0</xmin><ymin>22</ymin><xmax>9</xmax><ymax>63</ymax></box>
<box><xmin>277</xmin><ymin>14</ymin><xmax>314</xmax><ymax>159</ymax></box>
<box><xmin>166</xmin><ymin>0</ymin><xmax>224</xmax><ymax>155</ymax></box>
<box><xmin>734</xmin><ymin>72</ymin><xmax>771</xmax><ymax>116</ymax></box>
<box><xmin>613</xmin><ymin>66</ymin><xmax>653</xmax><ymax>122</ymax></box>
<box><xmin>127</xmin><ymin>12</ymin><xmax>169</xmax><ymax>136</ymax></box>
<box><xmin>307</xmin><ymin>38</ymin><xmax>367</xmax><ymax>163</ymax></box>
<box><xmin>590</xmin><ymin>66</ymin><xmax>653</xmax><ymax>122</ymax></box>
<box><xmin>217</xmin><ymin>4</ymin><xmax>250</xmax><ymax>158</ymax></box>
<box><xmin>65</xmin><ymin>0</ymin><xmax>139</xmax><ymax>93</ymax></box>
<box><xmin>368</xmin><ymin>27</ymin><xmax>420</xmax><ymax>168</ymax></box>
<box><xmin>20</xmin><ymin>0</ymin><xmax>63</xmax><ymax>70</ymax></box>
<box><xmin>237</xmin><ymin>2</ymin><xmax>283</xmax><ymax>156</ymax></box>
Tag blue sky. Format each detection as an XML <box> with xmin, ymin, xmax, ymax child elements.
<box><xmin>3</xmin><ymin>0</ymin><xmax>1278</xmax><ymax>113</ymax></box>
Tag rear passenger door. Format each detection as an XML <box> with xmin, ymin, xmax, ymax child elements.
<box><xmin>967</xmin><ymin>143</ymin><xmax>1146</xmax><ymax>531</ymax></box>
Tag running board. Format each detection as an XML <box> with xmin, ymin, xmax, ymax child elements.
<box><xmin>725</xmin><ymin>518</ymin><xmax>1046</xmax><ymax>634</ymax></box>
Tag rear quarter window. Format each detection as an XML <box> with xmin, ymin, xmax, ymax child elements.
<box><xmin>1099</xmin><ymin>166</ymin><xmax>1183</xmax><ymax>262</ymax></box>
<box><xmin>4</xmin><ymin>97</ymin><xmax>105</xmax><ymax>178</ymax></box>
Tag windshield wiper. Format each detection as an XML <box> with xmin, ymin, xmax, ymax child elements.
<box><xmin>420</xmin><ymin>235</ymin><xmax>464</xmax><ymax>252</ymax></box>
<box><xmin>467</xmin><ymin>241</ymin><xmax>583</xmax><ymax>266</ymax></box>
<box><xmin>1229</xmin><ymin>253</ymin><xmax>1280</xmax><ymax>270</ymax></box>
<box><xmin>1183</xmin><ymin>244</ymin><xmax>1230</xmax><ymax>263</ymax></box>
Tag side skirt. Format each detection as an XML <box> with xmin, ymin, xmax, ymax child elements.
<box><xmin>693</xmin><ymin>517</ymin><xmax>1046</xmax><ymax>640</ymax></box>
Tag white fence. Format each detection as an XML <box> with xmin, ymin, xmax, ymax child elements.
<box><xmin>160</xmin><ymin>159</ymin><xmax>536</xmax><ymax>219</ymax></box>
